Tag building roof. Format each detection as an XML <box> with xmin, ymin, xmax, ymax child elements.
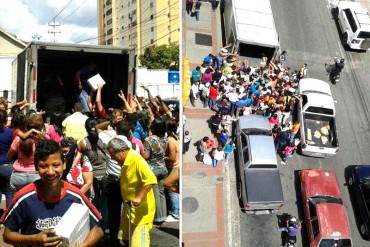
<box><xmin>0</xmin><ymin>26</ymin><xmax>27</xmax><ymax>48</ymax></box>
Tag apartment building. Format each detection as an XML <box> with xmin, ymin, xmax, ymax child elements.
<box><xmin>98</xmin><ymin>0</ymin><xmax>179</xmax><ymax>57</ymax></box>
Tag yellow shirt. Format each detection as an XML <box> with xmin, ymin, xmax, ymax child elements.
<box><xmin>120</xmin><ymin>149</ymin><xmax>157</xmax><ymax>225</ymax></box>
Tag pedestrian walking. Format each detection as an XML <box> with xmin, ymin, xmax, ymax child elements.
<box><xmin>108</xmin><ymin>138</ymin><xmax>157</xmax><ymax>247</ymax></box>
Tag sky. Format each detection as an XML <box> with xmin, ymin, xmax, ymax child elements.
<box><xmin>0</xmin><ymin>0</ymin><xmax>98</xmax><ymax>44</ymax></box>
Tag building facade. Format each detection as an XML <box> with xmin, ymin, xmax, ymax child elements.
<box><xmin>98</xmin><ymin>0</ymin><xmax>179</xmax><ymax>58</ymax></box>
<box><xmin>0</xmin><ymin>27</ymin><xmax>26</xmax><ymax>102</ymax></box>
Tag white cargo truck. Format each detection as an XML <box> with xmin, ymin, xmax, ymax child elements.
<box><xmin>222</xmin><ymin>0</ymin><xmax>280</xmax><ymax>59</ymax></box>
<box><xmin>12</xmin><ymin>42</ymin><xmax>135</xmax><ymax>112</ymax></box>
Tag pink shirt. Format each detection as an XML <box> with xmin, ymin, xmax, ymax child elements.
<box><xmin>10</xmin><ymin>136</ymin><xmax>36</xmax><ymax>173</ymax></box>
<box><xmin>46</xmin><ymin>125</ymin><xmax>64</xmax><ymax>144</ymax></box>
<box><xmin>131</xmin><ymin>136</ymin><xmax>145</xmax><ymax>154</ymax></box>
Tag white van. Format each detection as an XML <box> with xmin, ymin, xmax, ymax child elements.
<box><xmin>334</xmin><ymin>1</ymin><xmax>370</xmax><ymax>50</ymax></box>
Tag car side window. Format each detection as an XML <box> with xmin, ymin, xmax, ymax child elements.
<box><xmin>302</xmin><ymin>95</ymin><xmax>308</xmax><ymax>107</ymax></box>
<box><xmin>242</xmin><ymin>147</ymin><xmax>249</xmax><ymax>164</ymax></box>
<box><xmin>344</xmin><ymin>8</ymin><xmax>358</xmax><ymax>33</ymax></box>
<box><xmin>308</xmin><ymin>201</ymin><xmax>320</xmax><ymax>239</ymax></box>
<box><xmin>241</xmin><ymin>134</ymin><xmax>249</xmax><ymax>164</ymax></box>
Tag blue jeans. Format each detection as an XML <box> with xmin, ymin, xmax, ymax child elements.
<box><xmin>166</xmin><ymin>190</ymin><xmax>179</xmax><ymax>219</ymax></box>
<box><xmin>10</xmin><ymin>172</ymin><xmax>40</xmax><ymax>199</ymax></box>
<box><xmin>78</xmin><ymin>89</ymin><xmax>90</xmax><ymax>112</ymax></box>
<box><xmin>0</xmin><ymin>163</ymin><xmax>13</xmax><ymax>207</ymax></box>
<box><xmin>208</xmin><ymin>99</ymin><xmax>216</xmax><ymax>109</ymax></box>
<box><xmin>195</xmin><ymin>10</ymin><xmax>200</xmax><ymax>21</ymax></box>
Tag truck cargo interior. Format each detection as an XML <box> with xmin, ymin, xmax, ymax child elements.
<box><xmin>36</xmin><ymin>49</ymin><xmax>130</xmax><ymax>113</ymax></box>
<box><xmin>238</xmin><ymin>43</ymin><xmax>276</xmax><ymax>59</ymax></box>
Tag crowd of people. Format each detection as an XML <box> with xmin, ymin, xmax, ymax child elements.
<box><xmin>0</xmin><ymin>83</ymin><xmax>179</xmax><ymax>247</ymax></box>
<box><xmin>188</xmin><ymin>48</ymin><xmax>309</xmax><ymax>165</ymax></box>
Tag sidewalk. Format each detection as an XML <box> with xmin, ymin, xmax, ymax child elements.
<box><xmin>182</xmin><ymin>101</ymin><xmax>226</xmax><ymax>247</ymax></box>
<box><xmin>182</xmin><ymin>2</ymin><xmax>228</xmax><ymax>246</ymax></box>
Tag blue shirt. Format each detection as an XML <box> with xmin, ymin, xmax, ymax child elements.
<box><xmin>0</xmin><ymin>127</ymin><xmax>12</xmax><ymax>164</ymax></box>
<box><xmin>236</xmin><ymin>98</ymin><xmax>252</xmax><ymax>108</ymax></box>
<box><xmin>1</xmin><ymin>181</ymin><xmax>102</xmax><ymax>235</ymax></box>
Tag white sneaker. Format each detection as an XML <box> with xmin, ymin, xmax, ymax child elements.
<box><xmin>281</xmin><ymin>161</ymin><xmax>286</xmax><ymax>166</ymax></box>
<box><xmin>165</xmin><ymin>215</ymin><xmax>179</xmax><ymax>222</ymax></box>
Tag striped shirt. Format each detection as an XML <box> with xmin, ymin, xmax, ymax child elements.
<box><xmin>0</xmin><ymin>181</ymin><xmax>102</xmax><ymax>236</ymax></box>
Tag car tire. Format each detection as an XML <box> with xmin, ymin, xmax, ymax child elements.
<box><xmin>361</xmin><ymin>223</ymin><xmax>368</xmax><ymax>237</ymax></box>
<box><xmin>342</xmin><ymin>33</ymin><xmax>349</xmax><ymax>48</ymax></box>
<box><xmin>332</xmin><ymin>7</ymin><xmax>339</xmax><ymax>20</ymax></box>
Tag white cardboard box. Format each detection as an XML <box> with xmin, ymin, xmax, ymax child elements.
<box><xmin>87</xmin><ymin>74</ymin><xmax>106</xmax><ymax>91</ymax></box>
<box><xmin>55</xmin><ymin>203</ymin><xmax>90</xmax><ymax>247</ymax></box>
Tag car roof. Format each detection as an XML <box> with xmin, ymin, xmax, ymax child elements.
<box><xmin>300</xmin><ymin>169</ymin><xmax>342</xmax><ymax>199</ymax></box>
<box><xmin>305</xmin><ymin>93</ymin><xmax>335</xmax><ymax>112</ymax></box>
<box><xmin>298</xmin><ymin>78</ymin><xmax>332</xmax><ymax>96</ymax></box>
<box><xmin>249</xmin><ymin>135</ymin><xmax>277</xmax><ymax>165</ymax></box>
<box><xmin>355</xmin><ymin>165</ymin><xmax>370</xmax><ymax>179</ymax></box>
<box><xmin>238</xmin><ymin>115</ymin><xmax>271</xmax><ymax>131</ymax></box>
<box><xmin>316</xmin><ymin>203</ymin><xmax>351</xmax><ymax>239</ymax></box>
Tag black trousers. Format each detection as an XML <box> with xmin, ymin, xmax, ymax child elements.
<box><xmin>102</xmin><ymin>174</ymin><xmax>123</xmax><ymax>247</ymax></box>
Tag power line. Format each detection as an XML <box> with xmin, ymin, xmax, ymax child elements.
<box><xmin>48</xmin><ymin>0</ymin><xmax>74</xmax><ymax>23</ymax></box>
<box><xmin>60</xmin><ymin>0</ymin><xmax>88</xmax><ymax>23</ymax></box>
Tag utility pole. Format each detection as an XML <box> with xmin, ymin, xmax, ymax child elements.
<box><xmin>48</xmin><ymin>18</ymin><xmax>61</xmax><ymax>42</ymax></box>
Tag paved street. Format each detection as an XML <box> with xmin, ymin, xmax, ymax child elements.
<box><xmin>237</xmin><ymin>0</ymin><xmax>370</xmax><ymax>246</ymax></box>
<box><xmin>182</xmin><ymin>1</ymin><xmax>237</xmax><ymax>247</ymax></box>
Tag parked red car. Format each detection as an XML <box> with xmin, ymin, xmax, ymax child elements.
<box><xmin>300</xmin><ymin>169</ymin><xmax>352</xmax><ymax>247</ymax></box>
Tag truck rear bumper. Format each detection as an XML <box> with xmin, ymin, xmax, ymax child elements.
<box><xmin>302</xmin><ymin>145</ymin><xmax>338</xmax><ymax>158</ymax></box>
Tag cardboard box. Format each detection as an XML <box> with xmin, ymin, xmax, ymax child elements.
<box><xmin>55</xmin><ymin>203</ymin><xmax>90</xmax><ymax>247</ymax></box>
<box><xmin>87</xmin><ymin>74</ymin><xmax>106</xmax><ymax>91</ymax></box>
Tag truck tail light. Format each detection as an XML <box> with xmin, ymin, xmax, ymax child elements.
<box><xmin>352</xmin><ymin>39</ymin><xmax>361</xmax><ymax>44</ymax></box>
<box><xmin>244</xmin><ymin>202</ymin><xmax>249</xmax><ymax>209</ymax></box>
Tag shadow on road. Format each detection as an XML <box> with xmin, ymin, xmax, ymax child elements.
<box><xmin>294</xmin><ymin>169</ymin><xmax>309</xmax><ymax>247</ymax></box>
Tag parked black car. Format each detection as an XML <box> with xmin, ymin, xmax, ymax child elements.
<box><xmin>347</xmin><ymin>165</ymin><xmax>370</xmax><ymax>239</ymax></box>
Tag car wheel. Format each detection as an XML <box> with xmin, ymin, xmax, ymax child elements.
<box><xmin>332</xmin><ymin>7</ymin><xmax>339</xmax><ymax>20</ymax></box>
<box><xmin>361</xmin><ymin>223</ymin><xmax>368</xmax><ymax>236</ymax></box>
<box><xmin>348</xmin><ymin>176</ymin><xmax>354</xmax><ymax>186</ymax></box>
<box><xmin>342</xmin><ymin>33</ymin><xmax>349</xmax><ymax>47</ymax></box>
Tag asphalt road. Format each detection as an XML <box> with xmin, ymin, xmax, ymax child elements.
<box><xmin>234</xmin><ymin>0</ymin><xmax>370</xmax><ymax>246</ymax></box>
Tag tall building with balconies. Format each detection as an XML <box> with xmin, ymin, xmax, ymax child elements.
<box><xmin>98</xmin><ymin>0</ymin><xmax>179</xmax><ymax>58</ymax></box>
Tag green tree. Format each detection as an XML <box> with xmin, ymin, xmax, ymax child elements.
<box><xmin>139</xmin><ymin>43</ymin><xmax>179</xmax><ymax>70</ymax></box>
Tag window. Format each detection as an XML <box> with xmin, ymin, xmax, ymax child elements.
<box><xmin>107</xmin><ymin>19</ymin><xmax>112</xmax><ymax>25</ymax></box>
<box><xmin>168</xmin><ymin>13</ymin><xmax>171</xmax><ymax>18</ymax></box>
<box><xmin>241</xmin><ymin>134</ymin><xmax>247</xmax><ymax>148</ymax></box>
<box><xmin>150</xmin><ymin>2</ymin><xmax>154</xmax><ymax>8</ymax></box>
<box><xmin>107</xmin><ymin>38</ymin><xmax>113</xmax><ymax>44</ymax></box>
<box><xmin>106</xmin><ymin>9</ymin><xmax>112</xmax><ymax>16</ymax></box>
<box><xmin>308</xmin><ymin>201</ymin><xmax>320</xmax><ymax>239</ymax></box>
<box><xmin>249</xmin><ymin>164</ymin><xmax>277</xmax><ymax>169</ymax></box>
<box><xmin>122</xmin><ymin>36</ymin><xmax>124</xmax><ymax>40</ymax></box>
<box><xmin>151</xmin><ymin>38</ymin><xmax>154</xmax><ymax>44</ymax></box>
<box><xmin>242</xmin><ymin>147</ymin><xmax>249</xmax><ymax>164</ymax></box>
<box><xmin>344</xmin><ymin>9</ymin><xmax>358</xmax><ymax>33</ymax></box>
<box><xmin>319</xmin><ymin>239</ymin><xmax>352</xmax><ymax>247</ymax></box>
<box><xmin>306</xmin><ymin>106</ymin><xmax>333</xmax><ymax>115</ymax></box>
<box><xmin>151</xmin><ymin>27</ymin><xmax>154</xmax><ymax>32</ymax></box>
<box><xmin>150</xmin><ymin>14</ymin><xmax>154</xmax><ymax>20</ymax></box>
<box><xmin>106</xmin><ymin>0</ymin><xmax>111</xmax><ymax>6</ymax></box>
<box><xmin>358</xmin><ymin>31</ymin><xmax>370</xmax><ymax>39</ymax></box>
<box><xmin>107</xmin><ymin>28</ymin><xmax>113</xmax><ymax>35</ymax></box>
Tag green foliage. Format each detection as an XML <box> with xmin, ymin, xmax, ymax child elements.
<box><xmin>139</xmin><ymin>43</ymin><xmax>179</xmax><ymax>70</ymax></box>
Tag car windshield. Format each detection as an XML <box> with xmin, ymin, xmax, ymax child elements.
<box><xmin>309</xmin><ymin>196</ymin><xmax>343</xmax><ymax>205</ymax></box>
<box><xmin>319</xmin><ymin>238</ymin><xmax>351</xmax><ymax>247</ymax></box>
<box><xmin>242</xmin><ymin>128</ymin><xmax>271</xmax><ymax>136</ymax></box>
<box><xmin>360</xmin><ymin>177</ymin><xmax>370</xmax><ymax>185</ymax></box>
<box><xmin>358</xmin><ymin>31</ymin><xmax>370</xmax><ymax>39</ymax></box>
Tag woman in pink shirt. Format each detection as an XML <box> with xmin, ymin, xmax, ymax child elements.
<box><xmin>7</xmin><ymin>113</ymin><xmax>49</xmax><ymax>193</ymax></box>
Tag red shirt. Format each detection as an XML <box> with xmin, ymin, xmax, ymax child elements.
<box><xmin>209</xmin><ymin>86</ymin><xmax>218</xmax><ymax>100</ymax></box>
